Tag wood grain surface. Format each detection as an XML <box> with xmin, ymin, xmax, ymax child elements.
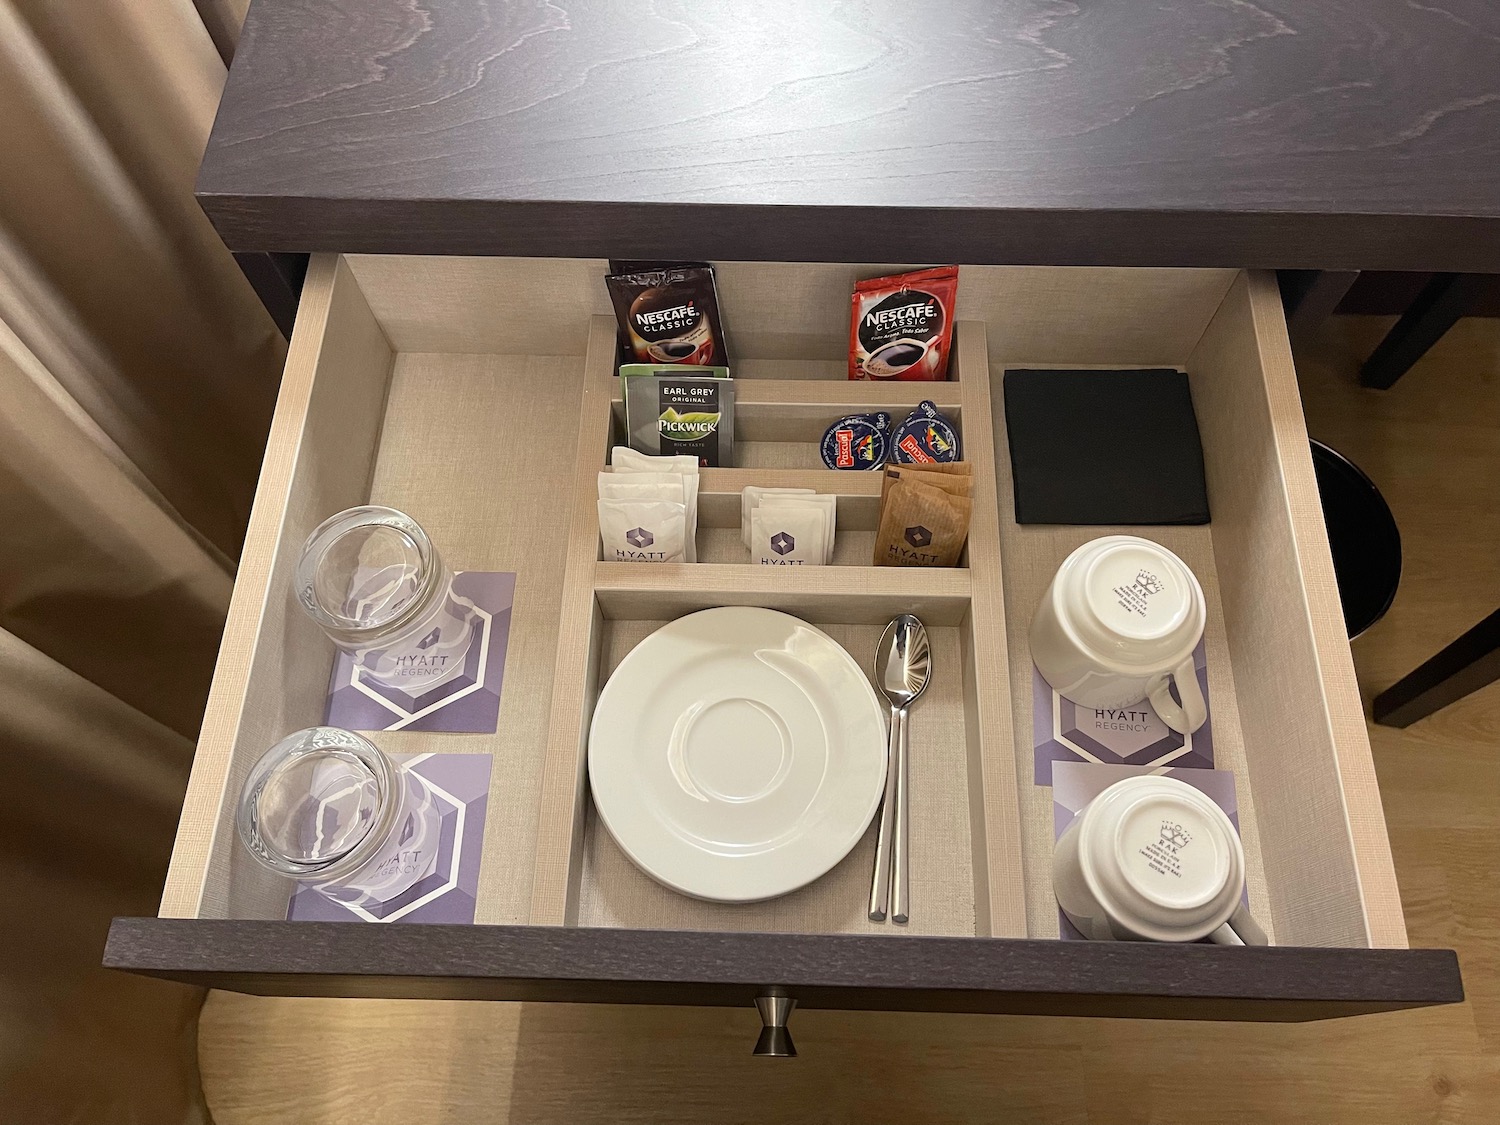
<box><xmin>191</xmin><ymin>313</ymin><xmax>1500</xmax><ymax>1124</ymax></box>
<box><xmin>104</xmin><ymin>916</ymin><xmax>1458</xmax><ymax>1019</ymax></box>
<box><xmin>199</xmin><ymin>1</ymin><xmax>1500</xmax><ymax>269</ymax></box>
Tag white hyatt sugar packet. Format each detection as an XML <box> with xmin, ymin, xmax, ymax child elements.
<box><xmin>600</xmin><ymin>471</ymin><xmax>699</xmax><ymax>562</ymax></box>
<box><xmin>750</xmin><ymin>505</ymin><xmax>827</xmax><ymax>566</ymax></box>
<box><xmin>758</xmin><ymin>494</ymin><xmax>837</xmax><ymax>563</ymax></box>
<box><xmin>608</xmin><ymin>449</ymin><xmax>700</xmax><ymax>562</ymax></box>
<box><xmin>597</xmin><ymin>472</ymin><xmax>683</xmax><ymax>506</ymax></box>
<box><xmin>611</xmin><ymin>447</ymin><xmax>699</xmax><ymax>476</ymax></box>
<box><xmin>740</xmin><ymin>486</ymin><xmax>814</xmax><ymax>550</ymax></box>
<box><xmin>598</xmin><ymin>499</ymin><xmax>686</xmax><ymax>563</ymax></box>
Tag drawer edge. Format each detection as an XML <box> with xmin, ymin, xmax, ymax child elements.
<box><xmin>105</xmin><ymin>918</ymin><xmax>1462</xmax><ymax>1022</ymax></box>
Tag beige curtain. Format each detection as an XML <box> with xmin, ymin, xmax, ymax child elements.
<box><xmin>0</xmin><ymin>1</ymin><xmax>281</xmax><ymax>1121</ymax></box>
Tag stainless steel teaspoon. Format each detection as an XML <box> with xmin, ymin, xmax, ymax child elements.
<box><xmin>869</xmin><ymin>614</ymin><xmax>931</xmax><ymax>923</ymax></box>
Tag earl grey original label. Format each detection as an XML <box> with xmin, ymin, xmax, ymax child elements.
<box><xmin>658</xmin><ymin>379</ymin><xmax>723</xmax><ymax>461</ymax></box>
<box><xmin>623</xmin><ymin>372</ymin><xmax>736</xmax><ymax>466</ymax></box>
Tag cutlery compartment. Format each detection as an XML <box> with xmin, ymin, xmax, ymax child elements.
<box><xmin>151</xmin><ymin>255</ymin><xmax>1406</xmax><ymax>963</ymax></box>
<box><xmin>572</xmin><ymin>613</ymin><xmax>981</xmax><ymax>936</ymax></box>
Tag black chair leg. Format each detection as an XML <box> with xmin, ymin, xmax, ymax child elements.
<box><xmin>1359</xmin><ymin>273</ymin><xmax>1495</xmax><ymax>389</ymax></box>
<box><xmin>1280</xmin><ymin>270</ymin><xmax>1360</xmax><ymax>347</ymax></box>
<box><xmin>1373</xmin><ymin>606</ymin><xmax>1500</xmax><ymax>726</ymax></box>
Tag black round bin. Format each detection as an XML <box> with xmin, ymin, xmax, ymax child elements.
<box><xmin>1310</xmin><ymin>439</ymin><xmax>1402</xmax><ymax>639</ymax></box>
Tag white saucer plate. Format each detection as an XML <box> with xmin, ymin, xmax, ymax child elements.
<box><xmin>588</xmin><ymin>607</ymin><xmax>887</xmax><ymax>902</ymax></box>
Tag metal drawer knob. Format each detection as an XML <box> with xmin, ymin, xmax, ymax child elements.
<box><xmin>753</xmin><ymin>990</ymin><xmax>796</xmax><ymax>1057</ymax></box>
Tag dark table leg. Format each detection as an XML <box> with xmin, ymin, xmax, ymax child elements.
<box><xmin>1280</xmin><ymin>270</ymin><xmax>1360</xmax><ymax>347</ymax></box>
<box><xmin>233</xmin><ymin>251</ymin><xmax>309</xmax><ymax>339</ymax></box>
<box><xmin>1359</xmin><ymin>273</ymin><xmax>1496</xmax><ymax>389</ymax></box>
<box><xmin>1373</xmin><ymin>606</ymin><xmax>1500</xmax><ymax>726</ymax></box>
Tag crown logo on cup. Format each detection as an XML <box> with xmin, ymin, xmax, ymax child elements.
<box><xmin>1160</xmin><ymin>820</ymin><xmax>1192</xmax><ymax>849</ymax></box>
<box><xmin>1134</xmin><ymin>570</ymin><xmax>1165</xmax><ymax>596</ymax></box>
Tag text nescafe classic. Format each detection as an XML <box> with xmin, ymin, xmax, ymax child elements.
<box><xmin>607</xmin><ymin>264</ymin><xmax>729</xmax><ymax>367</ymax></box>
<box><xmin>848</xmin><ymin>266</ymin><xmax>959</xmax><ymax>381</ymax></box>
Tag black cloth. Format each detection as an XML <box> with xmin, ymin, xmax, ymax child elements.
<box><xmin>1002</xmin><ymin>368</ymin><xmax>1210</xmax><ymax>525</ymax></box>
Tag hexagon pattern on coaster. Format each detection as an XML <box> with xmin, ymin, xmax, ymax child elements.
<box><xmin>326</xmin><ymin>570</ymin><xmax>515</xmax><ymax>733</ymax></box>
<box><xmin>1032</xmin><ymin>641</ymin><xmax>1214</xmax><ymax>785</ymax></box>
<box><xmin>288</xmin><ymin>752</ymin><xmax>491</xmax><ymax>925</ymax></box>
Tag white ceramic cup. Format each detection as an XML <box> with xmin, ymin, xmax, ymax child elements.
<box><xmin>1052</xmin><ymin>774</ymin><xmax>1266</xmax><ymax>944</ymax></box>
<box><xmin>1030</xmin><ymin>535</ymin><xmax>1207</xmax><ymax>735</ymax></box>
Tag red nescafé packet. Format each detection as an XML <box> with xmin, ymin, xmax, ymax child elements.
<box><xmin>848</xmin><ymin>266</ymin><xmax>959</xmax><ymax>381</ymax></box>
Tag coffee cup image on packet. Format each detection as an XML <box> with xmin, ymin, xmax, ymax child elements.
<box><xmin>606</xmin><ymin>265</ymin><xmax>729</xmax><ymax>367</ymax></box>
<box><xmin>848</xmin><ymin>266</ymin><xmax>959</xmax><ymax>381</ymax></box>
<box><xmin>820</xmin><ymin>412</ymin><xmax>892</xmax><ymax>470</ymax></box>
<box><xmin>892</xmin><ymin>400</ymin><xmax>962</xmax><ymax>463</ymax></box>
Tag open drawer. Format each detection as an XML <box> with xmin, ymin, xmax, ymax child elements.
<box><xmin>106</xmin><ymin>256</ymin><xmax>1461</xmax><ymax>1033</ymax></box>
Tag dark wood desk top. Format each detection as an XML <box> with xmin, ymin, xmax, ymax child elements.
<box><xmin>200</xmin><ymin>0</ymin><xmax>1500</xmax><ymax>270</ymax></box>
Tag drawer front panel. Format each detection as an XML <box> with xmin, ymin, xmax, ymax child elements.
<box><xmin>107</xmin><ymin>918</ymin><xmax>1461</xmax><ymax>1021</ymax></box>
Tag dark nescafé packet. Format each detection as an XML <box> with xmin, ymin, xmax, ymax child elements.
<box><xmin>607</xmin><ymin>264</ymin><xmax>729</xmax><ymax>367</ymax></box>
<box><xmin>821</xmin><ymin>412</ymin><xmax>892</xmax><ymax>470</ymax></box>
<box><xmin>848</xmin><ymin>266</ymin><xmax>959</xmax><ymax>381</ymax></box>
<box><xmin>892</xmin><ymin>400</ymin><xmax>962</xmax><ymax>463</ymax></box>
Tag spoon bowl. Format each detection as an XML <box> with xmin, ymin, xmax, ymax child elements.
<box><xmin>876</xmin><ymin>614</ymin><xmax>932</xmax><ymax>707</ymax></box>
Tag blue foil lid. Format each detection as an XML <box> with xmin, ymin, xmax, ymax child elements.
<box><xmin>820</xmin><ymin>412</ymin><xmax>892</xmax><ymax>470</ymax></box>
<box><xmin>892</xmin><ymin>400</ymin><xmax>961</xmax><ymax>463</ymax></box>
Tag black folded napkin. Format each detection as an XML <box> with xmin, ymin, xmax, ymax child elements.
<box><xmin>1002</xmin><ymin>368</ymin><xmax>1210</xmax><ymax>525</ymax></box>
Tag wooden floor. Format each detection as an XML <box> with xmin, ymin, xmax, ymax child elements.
<box><xmin>199</xmin><ymin>316</ymin><xmax>1500</xmax><ymax>1124</ymax></box>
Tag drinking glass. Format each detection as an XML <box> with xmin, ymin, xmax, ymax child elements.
<box><xmin>295</xmin><ymin>505</ymin><xmax>478</xmax><ymax>689</ymax></box>
<box><xmin>236</xmin><ymin>727</ymin><xmax>440</xmax><ymax>906</ymax></box>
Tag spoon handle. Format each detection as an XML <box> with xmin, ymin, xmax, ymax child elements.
<box><xmin>892</xmin><ymin>702</ymin><xmax>911</xmax><ymax>923</ymax></box>
<box><xmin>868</xmin><ymin>705</ymin><xmax>902</xmax><ymax>921</ymax></box>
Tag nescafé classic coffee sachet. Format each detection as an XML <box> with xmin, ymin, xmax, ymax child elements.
<box><xmin>849</xmin><ymin>266</ymin><xmax>959</xmax><ymax>381</ymax></box>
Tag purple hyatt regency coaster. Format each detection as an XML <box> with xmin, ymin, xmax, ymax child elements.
<box><xmin>288</xmin><ymin>752</ymin><xmax>490</xmax><ymax>924</ymax></box>
<box><xmin>1032</xmin><ymin>640</ymin><xmax>1213</xmax><ymax>785</ymax></box>
<box><xmin>325</xmin><ymin>570</ymin><xmax>515</xmax><ymax>734</ymax></box>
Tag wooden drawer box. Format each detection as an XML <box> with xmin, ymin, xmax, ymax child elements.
<box><xmin>106</xmin><ymin>256</ymin><xmax>1461</xmax><ymax>1028</ymax></box>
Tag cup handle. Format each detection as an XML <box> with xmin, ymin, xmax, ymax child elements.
<box><xmin>1148</xmin><ymin>657</ymin><xmax>1207</xmax><ymax>735</ymax></box>
<box><xmin>1208</xmin><ymin>902</ymin><xmax>1269</xmax><ymax>946</ymax></box>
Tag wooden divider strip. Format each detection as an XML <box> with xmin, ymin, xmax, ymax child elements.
<box><xmin>528</xmin><ymin>316</ymin><xmax>619</xmax><ymax>925</ymax></box>
<box><xmin>594</xmin><ymin>563</ymin><xmax>972</xmax><ymax>627</ymax></box>
<box><xmin>952</xmin><ymin>322</ymin><xmax>1029</xmax><ymax>938</ymax></box>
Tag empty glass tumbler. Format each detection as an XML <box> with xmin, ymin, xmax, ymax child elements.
<box><xmin>236</xmin><ymin>726</ymin><xmax>439</xmax><ymax>907</ymax></box>
<box><xmin>295</xmin><ymin>505</ymin><xmax>479</xmax><ymax>689</ymax></box>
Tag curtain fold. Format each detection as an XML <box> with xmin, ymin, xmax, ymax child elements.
<box><xmin>0</xmin><ymin>1</ymin><xmax>276</xmax><ymax>1120</ymax></box>
<box><xmin>0</xmin><ymin>0</ymin><xmax>282</xmax><ymax>558</ymax></box>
